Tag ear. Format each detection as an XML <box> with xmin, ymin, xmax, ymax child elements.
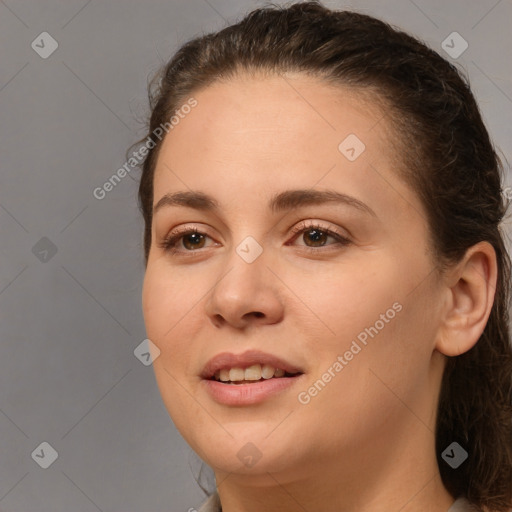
<box><xmin>435</xmin><ymin>241</ymin><xmax>498</xmax><ymax>357</ymax></box>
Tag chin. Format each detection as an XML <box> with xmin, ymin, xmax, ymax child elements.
<box><xmin>205</xmin><ymin>449</ymin><xmax>296</xmax><ymax>479</ymax></box>
<box><xmin>201</xmin><ymin>434</ymin><xmax>298</xmax><ymax>475</ymax></box>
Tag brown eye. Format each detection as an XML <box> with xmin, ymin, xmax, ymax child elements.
<box><xmin>159</xmin><ymin>227</ymin><xmax>218</xmax><ymax>254</ymax></box>
<box><xmin>288</xmin><ymin>223</ymin><xmax>351</xmax><ymax>251</ymax></box>
<box><xmin>303</xmin><ymin>228</ymin><xmax>328</xmax><ymax>247</ymax></box>
<box><xmin>182</xmin><ymin>232</ymin><xmax>206</xmax><ymax>250</ymax></box>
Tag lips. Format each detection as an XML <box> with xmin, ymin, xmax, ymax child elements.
<box><xmin>200</xmin><ymin>349</ymin><xmax>304</xmax><ymax>380</ymax></box>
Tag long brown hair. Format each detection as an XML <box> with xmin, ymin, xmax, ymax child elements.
<box><xmin>132</xmin><ymin>2</ymin><xmax>512</xmax><ymax>509</ymax></box>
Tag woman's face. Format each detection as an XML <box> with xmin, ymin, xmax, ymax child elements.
<box><xmin>142</xmin><ymin>73</ymin><xmax>447</xmax><ymax>483</ymax></box>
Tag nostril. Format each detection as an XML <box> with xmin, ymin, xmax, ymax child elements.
<box><xmin>212</xmin><ymin>314</ymin><xmax>225</xmax><ymax>327</ymax></box>
<box><xmin>252</xmin><ymin>312</ymin><xmax>264</xmax><ymax>318</ymax></box>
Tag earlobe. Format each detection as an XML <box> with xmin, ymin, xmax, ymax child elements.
<box><xmin>435</xmin><ymin>241</ymin><xmax>497</xmax><ymax>357</ymax></box>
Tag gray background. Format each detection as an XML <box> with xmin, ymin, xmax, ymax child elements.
<box><xmin>1</xmin><ymin>1</ymin><xmax>511</xmax><ymax>511</ymax></box>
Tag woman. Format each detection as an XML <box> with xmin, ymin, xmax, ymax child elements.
<box><xmin>134</xmin><ymin>2</ymin><xmax>512</xmax><ymax>511</ymax></box>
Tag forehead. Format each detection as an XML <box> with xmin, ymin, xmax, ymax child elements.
<box><xmin>158</xmin><ymin>73</ymin><xmax>389</xmax><ymax>165</ymax></box>
<box><xmin>152</xmin><ymin>73</ymin><xmax>422</xmax><ymax>224</ymax></box>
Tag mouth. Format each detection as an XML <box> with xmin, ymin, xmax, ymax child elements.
<box><xmin>200</xmin><ymin>349</ymin><xmax>305</xmax><ymax>383</ymax></box>
<box><xmin>201</xmin><ymin>354</ymin><xmax>305</xmax><ymax>406</ymax></box>
<box><xmin>210</xmin><ymin>363</ymin><xmax>302</xmax><ymax>385</ymax></box>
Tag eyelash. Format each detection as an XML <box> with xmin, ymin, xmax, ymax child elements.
<box><xmin>158</xmin><ymin>222</ymin><xmax>351</xmax><ymax>256</ymax></box>
<box><xmin>287</xmin><ymin>222</ymin><xmax>351</xmax><ymax>253</ymax></box>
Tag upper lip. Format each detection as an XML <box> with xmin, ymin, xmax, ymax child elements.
<box><xmin>200</xmin><ymin>349</ymin><xmax>304</xmax><ymax>379</ymax></box>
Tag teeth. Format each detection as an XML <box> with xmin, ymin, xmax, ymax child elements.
<box><xmin>244</xmin><ymin>364</ymin><xmax>262</xmax><ymax>381</ymax></box>
<box><xmin>274</xmin><ymin>368</ymin><xmax>285</xmax><ymax>378</ymax></box>
<box><xmin>214</xmin><ymin>364</ymin><xmax>293</xmax><ymax>382</ymax></box>
<box><xmin>261</xmin><ymin>364</ymin><xmax>276</xmax><ymax>379</ymax></box>
<box><xmin>229</xmin><ymin>368</ymin><xmax>245</xmax><ymax>381</ymax></box>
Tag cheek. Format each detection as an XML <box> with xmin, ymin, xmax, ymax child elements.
<box><xmin>288</xmin><ymin>255</ymin><xmax>432</xmax><ymax>401</ymax></box>
<box><xmin>286</xmin><ymin>259</ymin><xmax>400</xmax><ymax>347</ymax></box>
<box><xmin>142</xmin><ymin>263</ymin><xmax>202</xmax><ymax>346</ymax></box>
<box><xmin>142</xmin><ymin>268</ymin><xmax>171</xmax><ymax>345</ymax></box>
<box><xmin>141</xmin><ymin>264</ymin><xmax>204</xmax><ymax>399</ymax></box>
<box><xmin>293</xmin><ymin>297</ymin><xmax>433</xmax><ymax>451</ymax></box>
<box><xmin>142</xmin><ymin>265</ymin><xmax>205</xmax><ymax>424</ymax></box>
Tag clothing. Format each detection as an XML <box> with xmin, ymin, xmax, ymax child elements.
<box><xmin>447</xmin><ymin>498</ymin><xmax>481</xmax><ymax>511</ymax></box>
<box><xmin>197</xmin><ymin>492</ymin><xmax>479</xmax><ymax>512</ymax></box>
<box><xmin>197</xmin><ymin>491</ymin><xmax>221</xmax><ymax>512</ymax></box>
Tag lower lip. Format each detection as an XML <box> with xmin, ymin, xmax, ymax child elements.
<box><xmin>202</xmin><ymin>375</ymin><xmax>304</xmax><ymax>406</ymax></box>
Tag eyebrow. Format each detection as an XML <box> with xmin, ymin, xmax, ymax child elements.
<box><xmin>153</xmin><ymin>189</ymin><xmax>376</xmax><ymax>217</ymax></box>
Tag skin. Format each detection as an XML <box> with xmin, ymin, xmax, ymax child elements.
<box><xmin>141</xmin><ymin>73</ymin><xmax>497</xmax><ymax>512</ymax></box>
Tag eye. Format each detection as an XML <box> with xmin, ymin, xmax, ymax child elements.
<box><xmin>158</xmin><ymin>227</ymin><xmax>217</xmax><ymax>254</ymax></box>
<box><xmin>288</xmin><ymin>222</ymin><xmax>351</xmax><ymax>250</ymax></box>
<box><xmin>158</xmin><ymin>222</ymin><xmax>351</xmax><ymax>256</ymax></box>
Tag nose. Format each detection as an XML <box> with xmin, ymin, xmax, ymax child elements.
<box><xmin>204</xmin><ymin>250</ymin><xmax>285</xmax><ymax>329</ymax></box>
